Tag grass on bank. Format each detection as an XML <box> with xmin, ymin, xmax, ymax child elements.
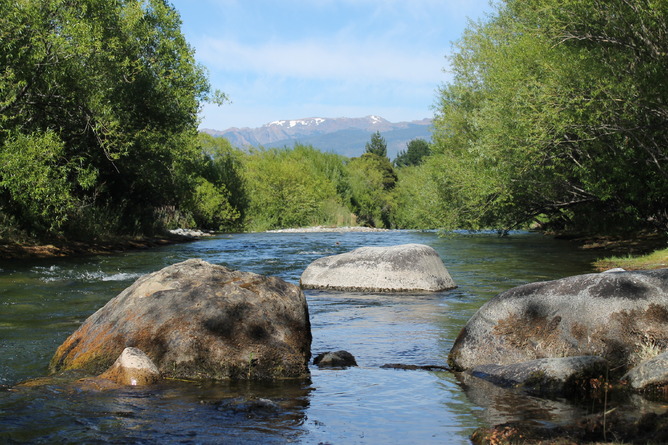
<box><xmin>594</xmin><ymin>247</ymin><xmax>668</xmax><ymax>271</ymax></box>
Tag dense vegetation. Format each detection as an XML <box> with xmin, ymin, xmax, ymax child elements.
<box><xmin>0</xmin><ymin>0</ymin><xmax>224</xmax><ymax>242</ymax></box>
<box><xmin>428</xmin><ymin>0</ymin><xmax>668</xmax><ymax>234</ymax></box>
<box><xmin>2</xmin><ymin>0</ymin><xmax>666</xmax><ymax>243</ymax></box>
<box><xmin>0</xmin><ymin>0</ymin><xmax>413</xmax><ymax>241</ymax></box>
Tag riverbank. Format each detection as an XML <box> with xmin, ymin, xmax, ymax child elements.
<box><xmin>562</xmin><ymin>231</ymin><xmax>668</xmax><ymax>271</ymax></box>
<box><xmin>565</xmin><ymin>231</ymin><xmax>667</xmax><ymax>255</ymax></box>
<box><xmin>0</xmin><ymin>234</ymin><xmax>196</xmax><ymax>260</ymax></box>
<box><xmin>593</xmin><ymin>246</ymin><xmax>668</xmax><ymax>271</ymax></box>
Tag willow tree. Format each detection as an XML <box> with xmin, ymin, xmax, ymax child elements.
<box><xmin>0</xmin><ymin>0</ymin><xmax>222</xmax><ymax>238</ymax></box>
<box><xmin>432</xmin><ymin>0</ymin><xmax>668</xmax><ymax>233</ymax></box>
<box><xmin>242</xmin><ymin>144</ymin><xmax>349</xmax><ymax>231</ymax></box>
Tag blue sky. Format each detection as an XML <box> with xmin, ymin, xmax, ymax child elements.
<box><xmin>169</xmin><ymin>0</ymin><xmax>495</xmax><ymax>130</ymax></box>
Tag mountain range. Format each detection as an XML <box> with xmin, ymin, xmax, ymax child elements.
<box><xmin>202</xmin><ymin>115</ymin><xmax>433</xmax><ymax>159</ymax></box>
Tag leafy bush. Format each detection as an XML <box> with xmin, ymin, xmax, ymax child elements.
<box><xmin>431</xmin><ymin>0</ymin><xmax>668</xmax><ymax>233</ymax></box>
<box><xmin>0</xmin><ymin>0</ymin><xmax>219</xmax><ymax>241</ymax></box>
<box><xmin>242</xmin><ymin>144</ymin><xmax>350</xmax><ymax>231</ymax></box>
<box><xmin>346</xmin><ymin>153</ymin><xmax>397</xmax><ymax>228</ymax></box>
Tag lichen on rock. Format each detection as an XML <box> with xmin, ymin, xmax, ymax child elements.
<box><xmin>50</xmin><ymin>259</ymin><xmax>312</xmax><ymax>381</ymax></box>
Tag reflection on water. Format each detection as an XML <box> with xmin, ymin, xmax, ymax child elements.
<box><xmin>456</xmin><ymin>370</ymin><xmax>588</xmax><ymax>428</ymax></box>
<box><xmin>2</xmin><ymin>379</ymin><xmax>311</xmax><ymax>443</ymax></box>
<box><xmin>0</xmin><ymin>231</ymin><xmax>602</xmax><ymax>443</ymax></box>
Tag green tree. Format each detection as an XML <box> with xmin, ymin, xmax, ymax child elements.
<box><xmin>346</xmin><ymin>153</ymin><xmax>397</xmax><ymax>228</ymax></box>
<box><xmin>364</xmin><ymin>131</ymin><xmax>388</xmax><ymax>158</ymax></box>
<box><xmin>431</xmin><ymin>0</ymin><xmax>668</xmax><ymax>233</ymax></box>
<box><xmin>242</xmin><ymin>144</ymin><xmax>351</xmax><ymax>231</ymax></box>
<box><xmin>0</xmin><ymin>0</ymin><xmax>223</xmax><ymax>239</ymax></box>
<box><xmin>186</xmin><ymin>178</ymin><xmax>239</xmax><ymax>231</ymax></box>
<box><xmin>0</xmin><ymin>131</ymin><xmax>93</xmax><ymax>235</ymax></box>
<box><xmin>195</xmin><ymin>133</ymin><xmax>247</xmax><ymax>230</ymax></box>
<box><xmin>394</xmin><ymin>138</ymin><xmax>431</xmax><ymax>167</ymax></box>
<box><xmin>392</xmin><ymin>161</ymin><xmax>449</xmax><ymax>229</ymax></box>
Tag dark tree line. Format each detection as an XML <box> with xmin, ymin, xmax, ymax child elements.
<box><xmin>0</xmin><ymin>0</ymin><xmax>228</xmax><ymax>240</ymax></box>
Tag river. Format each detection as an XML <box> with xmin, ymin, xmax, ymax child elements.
<box><xmin>0</xmin><ymin>230</ymin><xmax>601</xmax><ymax>443</ymax></box>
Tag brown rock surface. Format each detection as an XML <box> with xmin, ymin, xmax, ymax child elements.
<box><xmin>50</xmin><ymin>259</ymin><xmax>311</xmax><ymax>380</ymax></box>
<box><xmin>449</xmin><ymin>268</ymin><xmax>668</xmax><ymax>375</ymax></box>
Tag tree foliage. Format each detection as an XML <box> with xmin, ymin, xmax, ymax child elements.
<box><xmin>241</xmin><ymin>144</ymin><xmax>352</xmax><ymax>231</ymax></box>
<box><xmin>392</xmin><ymin>161</ymin><xmax>449</xmax><ymax>229</ymax></box>
<box><xmin>0</xmin><ymin>0</ymin><xmax>219</xmax><ymax>239</ymax></box>
<box><xmin>364</xmin><ymin>131</ymin><xmax>388</xmax><ymax>158</ymax></box>
<box><xmin>394</xmin><ymin>138</ymin><xmax>431</xmax><ymax>167</ymax></box>
<box><xmin>194</xmin><ymin>134</ymin><xmax>247</xmax><ymax>230</ymax></box>
<box><xmin>347</xmin><ymin>153</ymin><xmax>397</xmax><ymax>228</ymax></box>
<box><xmin>431</xmin><ymin>0</ymin><xmax>668</xmax><ymax>233</ymax></box>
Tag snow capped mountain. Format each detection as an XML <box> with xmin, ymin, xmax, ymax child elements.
<box><xmin>266</xmin><ymin>117</ymin><xmax>327</xmax><ymax>128</ymax></box>
<box><xmin>202</xmin><ymin>115</ymin><xmax>432</xmax><ymax>159</ymax></box>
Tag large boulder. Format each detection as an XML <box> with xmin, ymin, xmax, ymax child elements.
<box><xmin>449</xmin><ymin>269</ymin><xmax>668</xmax><ymax>374</ymax></box>
<box><xmin>300</xmin><ymin>243</ymin><xmax>456</xmax><ymax>292</ymax></box>
<box><xmin>50</xmin><ymin>259</ymin><xmax>311</xmax><ymax>380</ymax></box>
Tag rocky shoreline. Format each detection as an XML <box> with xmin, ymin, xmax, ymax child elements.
<box><xmin>267</xmin><ymin>225</ymin><xmax>391</xmax><ymax>233</ymax></box>
<box><xmin>0</xmin><ymin>234</ymin><xmax>195</xmax><ymax>260</ymax></box>
<box><xmin>0</xmin><ymin>226</ymin><xmax>386</xmax><ymax>260</ymax></box>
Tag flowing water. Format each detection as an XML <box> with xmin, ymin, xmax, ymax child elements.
<box><xmin>0</xmin><ymin>230</ymin><xmax>602</xmax><ymax>444</ymax></box>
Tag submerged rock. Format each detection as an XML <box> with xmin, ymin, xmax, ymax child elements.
<box><xmin>98</xmin><ymin>347</ymin><xmax>160</xmax><ymax>386</ymax></box>
<box><xmin>623</xmin><ymin>351</ymin><xmax>668</xmax><ymax>391</ymax></box>
<box><xmin>456</xmin><ymin>370</ymin><xmax>590</xmax><ymax>432</ymax></box>
<box><xmin>449</xmin><ymin>268</ymin><xmax>668</xmax><ymax>374</ymax></box>
<box><xmin>380</xmin><ymin>363</ymin><xmax>451</xmax><ymax>372</ymax></box>
<box><xmin>313</xmin><ymin>350</ymin><xmax>358</xmax><ymax>368</ymax></box>
<box><xmin>471</xmin><ymin>409</ymin><xmax>668</xmax><ymax>445</ymax></box>
<box><xmin>50</xmin><ymin>259</ymin><xmax>311</xmax><ymax>380</ymax></box>
<box><xmin>300</xmin><ymin>243</ymin><xmax>456</xmax><ymax>292</ymax></box>
<box><xmin>470</xmin><ymin>355</ymin><xmax>608</xmax><ymax>396</ymax></box>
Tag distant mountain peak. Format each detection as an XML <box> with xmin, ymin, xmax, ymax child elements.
<box><xmin>264</xmin><ymin>117</ymin><xmax>327</xmax><ymax>128</ymax></box>
<box><xmin>203</xmin><ymin>115</ymin><xmax>432</xmax><ymax>159</ymax></box>
<box><xmin>260</xmin><ymin>115</ymin><xmax>390</xmax><ymax>130</ymax></box>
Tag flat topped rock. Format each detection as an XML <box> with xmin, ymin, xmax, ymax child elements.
<box><xmin>300</xmin><ymin>243</ymin><xmax>456</xmax><ymax>292</ymax></box>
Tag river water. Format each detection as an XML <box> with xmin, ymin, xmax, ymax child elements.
<box><xmin>0</xmin><ymin>230</ymin><xmax>601</xmax><ymax>444</ymax></box>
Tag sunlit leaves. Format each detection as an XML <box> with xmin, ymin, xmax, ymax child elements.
<box><xmin>0</xmin><ymin>132</ymin><xmax>76</xmax><ymax>232</ymax></box>
<box><xmin>431</xmin><ymin>0</ymin><xmax>668</xmax><ymax>233</ymax></box>
<box><xmin>0</xmin><ymin>0</ymin><xmax>217</xmax><ymax>239</ymax></box>
<box><xmin>347</xmin><ymin>153</ymin><xmax>397</xmax><ymax>228</ymax></box>
<box><xmin>242</xmin><ymin>144</ymin><xmax>349</xmax><ymax>231</ymax></box>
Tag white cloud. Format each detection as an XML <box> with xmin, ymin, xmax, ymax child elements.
<box><xmin>180</xmin><ymin>0</ymin><xmax>493</xmax><ymax>129</ymax></box>
<box><xmin>197</xmin><ymin>37</ymin><xmax>445</xmax><ymax>84</ymax></box>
